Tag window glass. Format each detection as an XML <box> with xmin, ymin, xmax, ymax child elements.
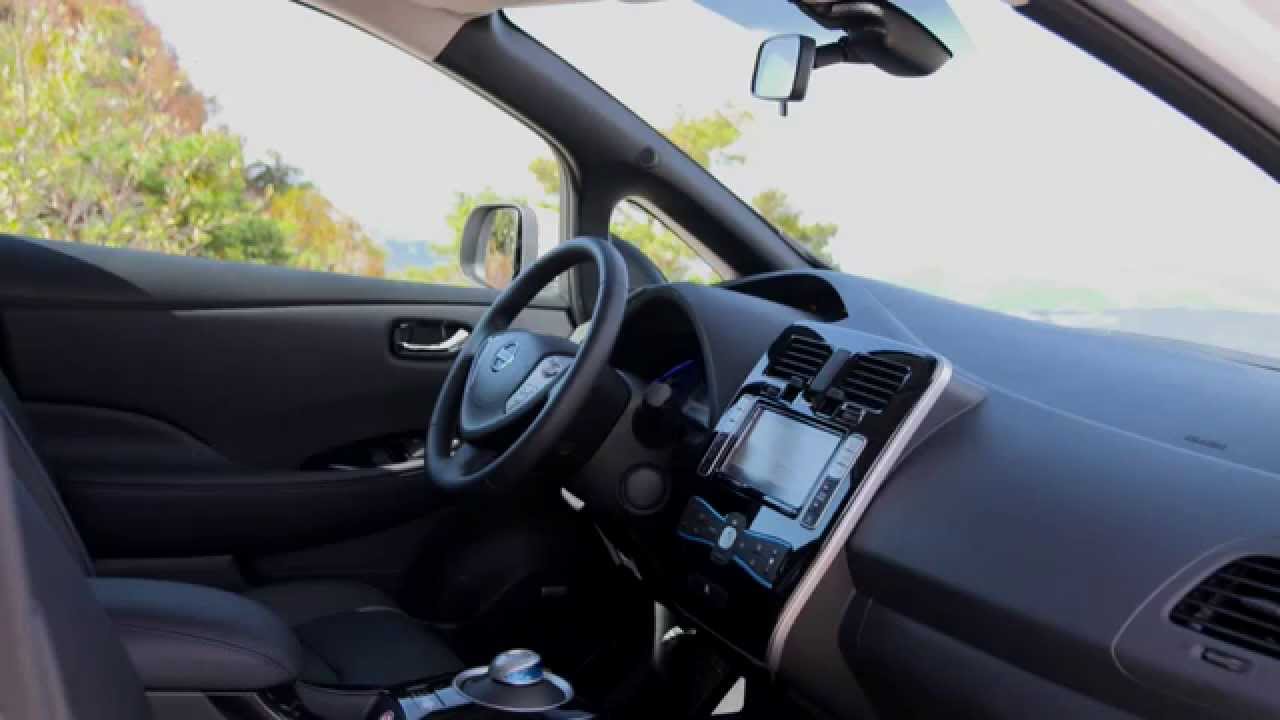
<box><xmin>0</xmin><ymin>0</ymin><xmax>560</xmax><ymax>286</ymax></box>
<box><xmin>611</xmin><ymin>200</ymin><xmax>719</xmax><ymax>283</ymax></box>
<box><xmin>511</xmin><ymin>0</ymin><xmax>1280</xmax><ymax>362</ymax></box>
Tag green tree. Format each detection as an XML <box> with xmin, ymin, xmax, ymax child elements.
<box><xmin>247</xmin><ymin>150</ymin><xmax>304</xmax><ymax>197</ymax></box>
<box><xmin>666</xmin><ymin>108</ymin><xmax>750</xmax><ymax>168</ymax></box>
<box><xmin>0</xmin><ymin>0</ymin><xmax>383</xmax><ymax>276</ymax></box>
<box><xmin>750</xmin><ymin>189</ymin><xmax>836</xmax><ymax>265</ymax></box>
<box><xmin>267</xmin><ymin>186</ymin><xmax>386</xmax><ymax>276</ymax></box>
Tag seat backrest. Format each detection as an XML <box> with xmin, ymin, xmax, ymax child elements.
<box><xmin>0</xmin><ymin>410</ymin><xmax>150</xmax><ymax>720</ymax></box>
<box><xmin>0</xmin><ymin>369</ymin><xmax>92</xmax><ymax>574</ymax></box>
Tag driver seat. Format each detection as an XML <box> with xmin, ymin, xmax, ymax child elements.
<box><xmin>0</xmin><ymin>368</ymin><xmax>462</xmax><ymax>689</ymax></box>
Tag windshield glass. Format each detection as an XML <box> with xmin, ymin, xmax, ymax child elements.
<box><xmin>509</xmin><ymin>0</ymin><xmax>1280</xmax><ymax>363</ymax></box>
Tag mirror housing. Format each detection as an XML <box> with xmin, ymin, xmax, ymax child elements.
<box><xmin>459</xmin><ymin>204</ymin><xmax>539</xmax><ymax>290</ymax></box>
<box><xmin>752</xmin><ymin>1</ymin><xmax>964</xmax><ymax>113</ymax></box>
<box><xmin>752</xmin><ymin>34</ymin><xmax>817</xmax><ymax>103</ymax></box>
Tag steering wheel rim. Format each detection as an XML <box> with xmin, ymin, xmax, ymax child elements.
<box><xmin>426</xmin><ymin>236</ymin><xmax>627</xmax><ymax>494</ymax></box>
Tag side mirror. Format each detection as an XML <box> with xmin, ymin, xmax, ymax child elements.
<box><xmin>459</xmin><ymin>204</ymin><xmax>539</xmax><ymax>290</ymax></box>
<box><xmin>752</xmin><ymin>34</ymin><xmax>817</xmax><ymax>110</ymax></box>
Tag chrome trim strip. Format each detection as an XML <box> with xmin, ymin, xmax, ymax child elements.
<box><xmin>766</xmin><ymin>357</ymin><xmax>954</xmax><ymax>671</ymax></box>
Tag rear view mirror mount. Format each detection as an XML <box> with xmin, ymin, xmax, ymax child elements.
<box><xmin>752</xmin><ymin>1</ymin><xmax>965</xmax><ymax>115</ymax></box>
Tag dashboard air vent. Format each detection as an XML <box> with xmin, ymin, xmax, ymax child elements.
<box><xmin>765</xmin><ymin>332</ymin><xmax>833</xmax><ymax>384</ymax></box>
<box><xmin>1171</xmin><ymin>556</ymin><xmax>1280</xmax><ymax>661</ymax></box>
<box><xmin>837</xmin><ymin>354</ymin><xmax>911</xmax><ymax>413</ymax></box>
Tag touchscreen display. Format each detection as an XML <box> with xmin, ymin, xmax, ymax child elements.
<box><xmin>723</xmin><ymin>409</ymin><xmax>841</xmax><ymax>511</ymax></box>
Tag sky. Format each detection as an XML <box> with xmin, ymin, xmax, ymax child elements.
<box><xmin>133</xmin><ymin>0</ymin><xmax>1280</xmax><ymax>323</ymax></box>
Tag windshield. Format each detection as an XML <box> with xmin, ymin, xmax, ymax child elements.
<box><xmin>509</xmin><ymin>0</ymin><xmax>1280</xmax><ymax>364</ymax></box>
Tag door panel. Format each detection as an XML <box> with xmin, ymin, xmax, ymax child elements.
<box><xmin>0</xmin><ymin>235</ymin><xmax>573</xmax><ymax>561</ymax></box>
<box><xmin>6</xmin><ymin>303</ymin><xmax>567</xmax><ymax>468</ymax></box>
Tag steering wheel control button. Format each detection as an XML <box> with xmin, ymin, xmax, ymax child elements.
<box><xmin>541</xmin><ymin>356</ymin><xmax>568</xmax><ymax>378</ymax></box>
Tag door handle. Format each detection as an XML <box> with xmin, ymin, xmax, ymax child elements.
<box><xmin>397</xmin><ymin>327</ymin><xmax>470</xmax><ymax>354</ymax></box>
<box><xmin>392</xmin><ymin>320</ymin><xmax>471</xmax><ymax>359</ymax></box>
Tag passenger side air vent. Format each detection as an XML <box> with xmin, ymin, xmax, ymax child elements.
<box><xmin>765</xmin><ymin>332</ymin><xmax>833</xmax><ymax>385</ymax></box>
<box><xmin>836</xmin><ymin>354</ymin><xmax>912</xmax><ymax>414</ymax></box>
<box><xmin>1172</xmin><ymin>556</ymin><xmax>1280</xmax><ymax>661</ymax></box>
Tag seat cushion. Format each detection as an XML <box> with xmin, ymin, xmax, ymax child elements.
<box><xmin>245</xmin><ymin>580</ymin><xmax>462</xmax><ymax>688</ymax></box>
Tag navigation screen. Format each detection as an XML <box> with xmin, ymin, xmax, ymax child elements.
<box><xmin>723</xmin><ymin>409</ymin><xmax>841</xmax><ymax>511</ymax></box>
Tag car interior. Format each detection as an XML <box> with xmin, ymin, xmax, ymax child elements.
<box><xmin>2</xmin><ymin>1</ymin><xmax>1280</xmax><ymax>719</ymax></box>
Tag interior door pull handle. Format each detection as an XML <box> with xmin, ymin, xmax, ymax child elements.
<box><xmin>397</xmin><ymin>328</ymin><xmax>470</xmax><ymax>354</ymax></box>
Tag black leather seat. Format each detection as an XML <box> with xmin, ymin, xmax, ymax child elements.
<box><xmin>0</xmin><ymin>370</ymin><xmax>461</xmax><ymax>689</ymax></box>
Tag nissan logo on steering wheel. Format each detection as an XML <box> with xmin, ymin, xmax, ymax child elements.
<box><xmin>491</xmin><ymin>342</ymin><xmax>519</xmax><ymax>372</ymax></box>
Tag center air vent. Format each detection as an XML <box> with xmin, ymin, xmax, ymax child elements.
<box><xmin>836</xmin><ymin>354</ymin><xmax>911</xmax><ymax>414</ymax></box>
<box><xmin>1172</xmin><ymin>556</ymin><xmax>1280</xmax><ymax>661</ymax></box>
<box><xmin>765</xmin><ymin>331</ymin><xmax>833</xmax><ymax>384</ymax></box>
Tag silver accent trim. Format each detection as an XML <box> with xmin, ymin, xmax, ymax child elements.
<box><xmin>397</xmin><ymin>327</ymin><xmax>470</xmax><ymax>354</ymax></box>
<box><xmin>766</xmin><ymin>357</ymin><xmax>954</xmax><ymax>672</ymax></box>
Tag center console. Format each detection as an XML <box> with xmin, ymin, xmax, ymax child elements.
<box><xmin>367</xmin><ymin>650</ymin><xmax>590</xmax><ymax>719</ymax></box>
<box><xmin>602</xmin><ymin>322</ymin><xmax>945</xmax><ymax>664</ymax></box>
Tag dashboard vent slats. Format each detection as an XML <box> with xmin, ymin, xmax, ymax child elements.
<box><xmin>765</xmin><ymin>332</ymin><xmax>833</xmax><ymax>384</ymax></box>
<box><xmin>1172</xmin><ymin>556</ymin><xmax>1280</xmax><ymax>661</ymax></box>
<box><xmin>836</xmin><ymin>354</ymin><xmax>912</xmax><ymax>413</ymax></box>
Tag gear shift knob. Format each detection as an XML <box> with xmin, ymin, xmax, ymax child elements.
<box><xmin>489</xmin><ymin>649</ymin><xmax>544</xmax><ymax>687</ymax></box>
<box><xmin>453</xmin><ymin>648</ymin><xmax>573</xmax><ymax>713</ymax></box>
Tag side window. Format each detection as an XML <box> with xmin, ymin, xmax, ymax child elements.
<box><xmin>610</xmin><ymin>200</ymin><xmax>720</xmax><ymax>283</ymax></box>
<box><xmin>0</xmin><ymin>0</ymin><xmax>561</xmax><ymax>287</ymax></box>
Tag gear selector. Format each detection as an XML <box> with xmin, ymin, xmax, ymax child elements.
<box><xmin>370</xmin><ymin>649</ymin><xmax>590</xmax><ymax>719</ymax></box>
<box><xmin>452</xmin><ymin>649</ymin><xmax>574</xmax><ymax>712</ymax></box>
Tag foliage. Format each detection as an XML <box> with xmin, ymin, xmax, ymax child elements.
<box><xmin>750</xmin><ymin>189</ymin><xmax>836</xmax><ymax>264</ymax></box>
<box><xmin>528</xmin><ymin>156</ymin><xmax>561</xmax><ymax>202</ymax></box>
<box><xmin>0</xmin><ymin>0</ymin><xmax>383</xmax><ymax>275</ymax></box>
<box><xmin>666</xmin><ymin>108</ymin><xmax>750</xmax><ymax>168</ymax></box>
<box><xmin>610</xmin><ymin>107</ymin><xmax>839</xmax><ymax>281</ymax></box>
<box><xmin>267</xmin><ymin>186</ymin><xmax>385</xmax><ymax>276</ymax></box>
<box><xmin>2</xmin><ymin>0</ymin><xmax>838</xmax><ymax>290</ymax></box>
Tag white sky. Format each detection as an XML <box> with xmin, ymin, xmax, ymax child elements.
<box><xmin>135</xmin><ymin>0</ymin><xmax>1280</xmax><ymax>316</ymax></box>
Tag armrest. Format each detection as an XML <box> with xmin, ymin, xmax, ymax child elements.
<box><xmin>91</xmin><ymin>578</ymin><xmax>303</xmax><ymax>691</ymax></box>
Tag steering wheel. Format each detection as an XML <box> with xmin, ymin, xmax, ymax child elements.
<box><xmin>426</xmin><ymin>236</ymin><xmax>627</xmax><ymax>494</ymax></box>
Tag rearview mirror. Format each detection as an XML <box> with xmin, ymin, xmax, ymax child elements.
<box><xmin>459</xmin><ymin>204</ymin><xmax>539</xmax><ymax>290</ymax></box>
<box><xmin>752</xmin><ymin>34</ymin><xmax>816</xmax><ymax>104</ymax></box>
<box><xmin>752</xmin><ymin>1</ymin><xmax>966</xmax><ymax>114</ymax></box>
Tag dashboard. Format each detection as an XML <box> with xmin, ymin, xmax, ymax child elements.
<box><xmin>568</xmin><ymin>272</ymin><xmax>1280</xmax><ymax>720</ymax></box>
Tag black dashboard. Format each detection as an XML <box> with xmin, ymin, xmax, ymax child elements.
<box><xmin>571</xmin><ymin>272</ymin><xmax>1280</xmax><ymax>720</ymax></box>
